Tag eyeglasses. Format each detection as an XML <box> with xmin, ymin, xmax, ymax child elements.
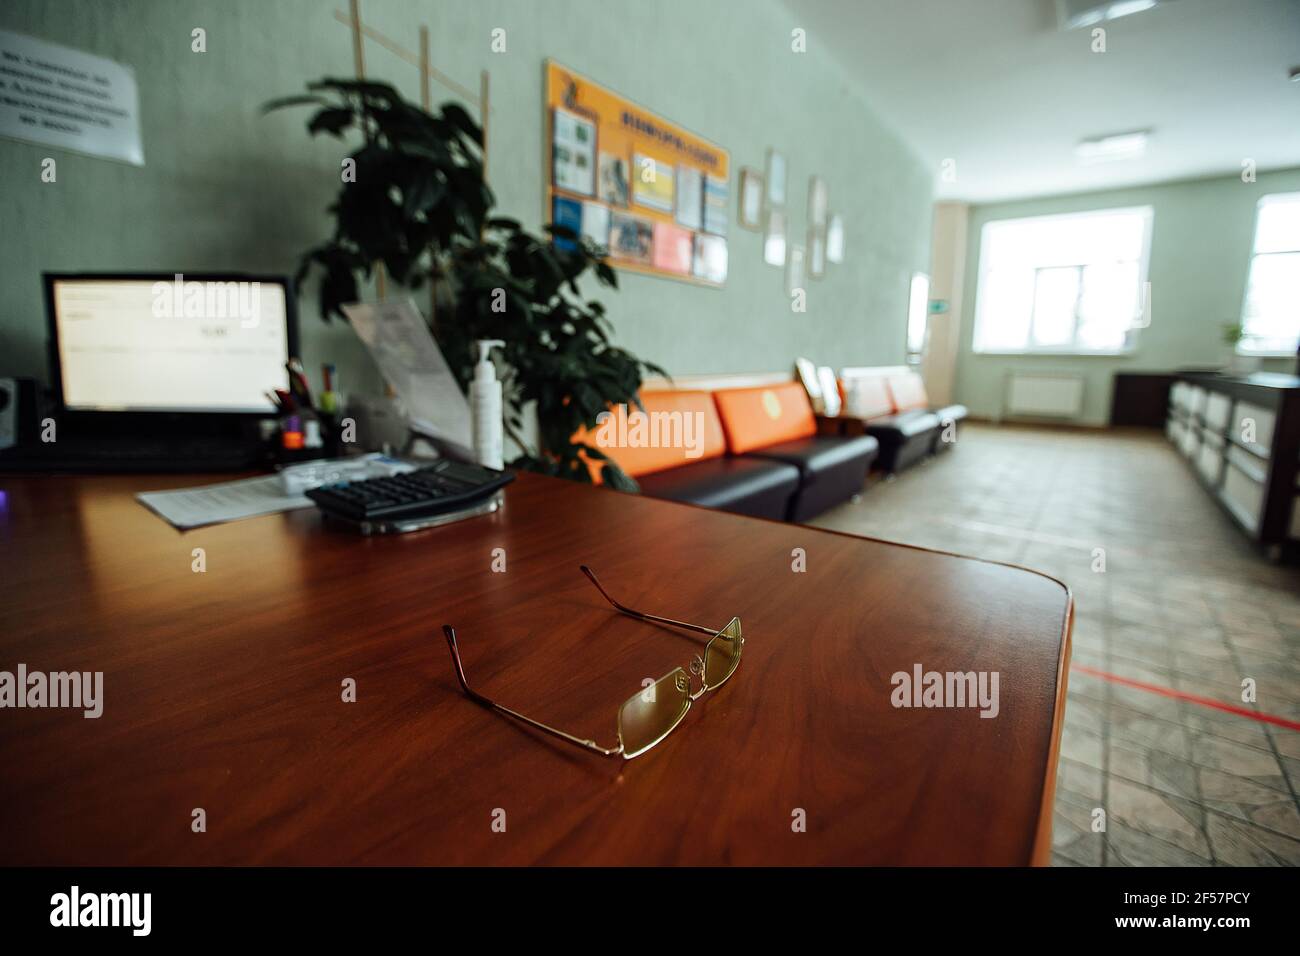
<box><xmin>441</xmin><ymin>565</ymin><xmax>743</xmax><ymax>759</ymax></box>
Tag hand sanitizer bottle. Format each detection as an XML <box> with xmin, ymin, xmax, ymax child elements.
<box><xmin>471</xmin><ymin>339</ymin><xmax>506</xmax><ymax>470</ymax></box>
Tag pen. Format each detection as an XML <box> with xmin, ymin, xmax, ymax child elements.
<box><xmin>286</xmin><ymin>359</ymin><xmax>313</xmax><ymax>408</ymax></box>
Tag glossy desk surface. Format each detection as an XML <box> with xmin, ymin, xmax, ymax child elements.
<box><xmin>0</xmin><ymin>471</ymin><xmax>1071</xmax><ymax>865</ymax></box>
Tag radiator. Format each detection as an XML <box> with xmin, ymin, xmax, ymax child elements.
<box><xmin>1004</xmin><ymin>373</ymin><xmax>1085</xmax><ymax>419</ymax></box>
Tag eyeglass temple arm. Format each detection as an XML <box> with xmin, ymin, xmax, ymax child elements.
<box><xmin>441</xmin><ymin>626</ymin><xmax>623</xmax><ymax>757</ymax></box>
<box><xmin>579</xmin><ymin>565</ymin><xmax>719</xmax><ymax>637</ymax></box>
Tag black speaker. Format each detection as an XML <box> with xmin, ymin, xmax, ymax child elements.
<box><xmin>0</xmin><ymin>377</ymin><xmax>41</xmax><ymax>451</ymax></box>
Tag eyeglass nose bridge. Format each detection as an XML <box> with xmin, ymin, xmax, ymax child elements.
<box><xmin>686</xmin><ymin>654</ymin><xmax>707</xmax><ymax>700</ymax></box>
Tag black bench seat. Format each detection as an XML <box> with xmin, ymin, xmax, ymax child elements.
<box><xmin>637</xmin><ymin>456</ymin><xmax>800</xmax><ymax>520</ymax></box>
<box><xmin>744</xmin><ymin>434</ymin><xmax>879</xmax><ymax>521</ymax></box>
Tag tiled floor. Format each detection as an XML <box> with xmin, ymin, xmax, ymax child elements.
<box><xmin>812</xmin><ymin>422</ymin><xmax>1300</xmax><ymax>866</ymax></box>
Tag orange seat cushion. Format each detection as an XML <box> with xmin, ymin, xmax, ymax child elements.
<box><xmin>713</xmin><ymin>382</ymin><xmax>816</xmax><ymax>454</ymax></box>
<box><xmin>574</xmin><ymin>390</ymin><xmax>727</xmax><ymax>481</ymax></box>
<box><xmin>842</xmin><ymin>375</ymin><xmax>894</xmax><ymax>420</ymax></box>
<box><xmin>887</xmin><ymin>372</ymin><xmax>930</xmax><ymax>412</ymax></box>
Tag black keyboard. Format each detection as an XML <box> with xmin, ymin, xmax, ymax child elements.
<box><xmin>305</xmin><ymin>460</ymin><xmax>514</xmax><ymax>521</ymax></box>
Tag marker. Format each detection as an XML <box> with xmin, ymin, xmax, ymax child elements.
<box><xmin>320</xmin><ymin>363</ymin><xmax>339</xmax><ymax>415</ymax></box>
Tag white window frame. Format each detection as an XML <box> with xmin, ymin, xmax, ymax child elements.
<box><xmin>972</xmin><ymin>206</ymin><xmax>1154</xmax><ymax>356</ymax></box>
<box><xmin>1029</xmin><ymin>263</ymin><xmax>1085</xmax><ymax>347</ymax></box>
<box><xmin>1239</xmin><ymin>192</ymin><xmax>1300</xmax><ymax>357</ymax></box>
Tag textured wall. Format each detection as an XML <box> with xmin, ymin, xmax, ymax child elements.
<box><xmin>0</xmin><ymin>0</ymin><xmax>932</xmax><ymax>398</ymax></box>
<box><xmin>954</xmin><ymin>168</ymin><xmax>1300</xmax><ymax>426</ymax></box>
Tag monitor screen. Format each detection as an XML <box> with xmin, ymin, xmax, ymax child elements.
<box><xmin>49</xmin><ymin>275</ymin><xmax>293</xmax><ymax>413</ymax></box>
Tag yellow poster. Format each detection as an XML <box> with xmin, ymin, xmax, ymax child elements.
<box><xmin>545</xmin><ymin>60</ymin><xmax>730</xmax><ymax>286</ymax></box>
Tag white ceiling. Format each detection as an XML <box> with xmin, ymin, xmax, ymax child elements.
<box><xmin>781</xmin><ymin>0</ymin><xmax>1300</xmax><ymax>203</ymax></box>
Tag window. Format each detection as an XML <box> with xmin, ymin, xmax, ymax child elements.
<box><xmin>1241</xmin><ymin>193</ymin><xmax>1300</xmax><ymax>355</ymax></box>
<box><xmin>972</xmin><ymin>206</ymin><xmax>1152</xmax><ymax>354</ymax></box>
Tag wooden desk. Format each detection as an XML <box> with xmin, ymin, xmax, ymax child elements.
<box><xmin>0</xmin><ymin>472</ymin><xmax>1071</xmax><ymax>865</ymax></box>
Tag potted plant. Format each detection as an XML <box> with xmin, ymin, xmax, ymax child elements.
<box><xmin>264</xmin><ymin>78</ymin><xmax>664</xmax><ymax>489</ymax></box>
<box><xmin>1220</xmin><ymin>322</ymin><xmax>1256</xmax><ymax>375</ymax></box>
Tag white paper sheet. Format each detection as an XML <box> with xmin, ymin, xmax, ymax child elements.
<box><xmin>137</xmin><ymin>475</ymin><xmax>313</xmax><ymax>530</ymax></box>
<box><xmin>0</xmin><ymin>29</ymin><xmax>144</xmax><ymax>165</ymax></box>
<box><xmin>674</xmin><ymin>166</ymin><xmax>703</xmax><ymax>231</ymax></box>
<box><xmin>343</xmin><ymin>300</ymin><xmax>473</xmax><ymax>457</ymax></box>
<box><xmin>552</xmin><ymin>107</ymin><xmax>595</xmax><ymax>196</ymax></box>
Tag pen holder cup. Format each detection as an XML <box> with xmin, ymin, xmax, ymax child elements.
<box><xmin>267</xmin><ymin>415</ymin><xmax>347</xmax><ymax>465</ymax></box>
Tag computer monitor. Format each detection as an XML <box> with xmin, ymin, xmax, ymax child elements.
<box><xmin>44</xmin><ymin>273</ymin><xmax>299</xmax><ymax>415</ymax></box>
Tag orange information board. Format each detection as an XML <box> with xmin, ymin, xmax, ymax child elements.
<box><xmin>544</xmin><ymin>60</ymin><xmax>730</xmax><ymax>287</ymax></box>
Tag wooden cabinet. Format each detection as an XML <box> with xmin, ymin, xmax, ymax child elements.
<box><xmin>1111</xmin><ymin>372</ymin><xmax>1176</xmax><ymax>427</ymax></box>
<box><xmin>1167</xmin><ymin>372</ymin><xmax>1300</xmax><ymax>560</ymax></box>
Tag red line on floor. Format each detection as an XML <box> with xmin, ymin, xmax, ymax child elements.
<box><xmin>1070</xmin><ymin>663</ymin><xmax>1300</xmax><ymax>733</ymax></box>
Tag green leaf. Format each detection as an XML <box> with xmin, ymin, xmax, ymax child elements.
<box><xmin>440</xmin><ymin>102</ymin><xmax>484</xmax><ymax>145</ymax></box>
<box><xmin>544</xmin><ymin>223</ymin><xmax>579</xmax><ymax>241</ymax></box>
<box><xmin>595</xmin><ymin>261</ymin><xmax>618</xmax><ymax>288</ymax></box>
<box><xmin>262</xmin><ymin>93</ymin><xmax>328</xmax><ymax>114</ymax></box>
<box><xmin>401</xmin><ymin>170</ymin><xmax>447</xmax><ymax>217</ymax></box>
<box><xmin>307</xmin><ymin>107</ymin><xmax>355</xmax><ymax>137</ymax></box>
<box><xmin>601</xmin><ymin>462</ymin><xmax>640</xmax><ymax>493</ymax></box>
<box><xmin>309</xmin><ymin>78</ymin><xmax>403</xmax><ymax>107</ymax></box>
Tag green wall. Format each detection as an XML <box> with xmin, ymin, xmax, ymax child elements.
<box><xmin>954</xmin><ymin>169</ymin><xmax>1300</xmax><ymax>426</ymax></box>
<box><xmin>0</xmin><ymin>0</ymin><xmax>931</xmax><ymax>399</ymax></box>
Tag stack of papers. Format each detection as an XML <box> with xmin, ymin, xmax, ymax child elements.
<box><xmin>137</xmin><ymin>475</ymin><xmax>313</xmax><ymax>530</ymax></box>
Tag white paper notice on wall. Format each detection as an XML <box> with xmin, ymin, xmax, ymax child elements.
<box><xmin>0</xmin><ymin>29</ymin><xmax>144</xmax><ymax>166</ymax></box>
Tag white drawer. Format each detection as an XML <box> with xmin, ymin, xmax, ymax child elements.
<box><xmin>1232</xmin><ymin>401</ymin><xmax>1275</xmax><ymax>456</ymax></box>
<box><xmin>1204</xmin><ymin>392</ymin><xmax>1232</xmax><ymax>430</ymax></box>
<box><xmin>1187</xmin><ymin>386</ymin><xmax>1208</xmax><ymax>417</ymax></box>
<box><xmin>1180</xmin><ymin>422</ymin><xmax>1199</xmax><ymax>458</ymax></box>
<box><xmin>1220</xmin><ymin>462</ymin><xmax>1266</xmax><ymax>533</ymax></box>
<box><xmin>1167</xmin><ymin>418</ymin><xmax>1183</xmax><ymax>444</ymax></box>
<box><xmin>1226</xmin><ymin>443</ymin><xmax>1269</xmax><ymax>483</ymax></box>
<box><xmin>1197</xmin><ymin>442</ymin><xmax>1223</xmax><ymax>485</ymax></box>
